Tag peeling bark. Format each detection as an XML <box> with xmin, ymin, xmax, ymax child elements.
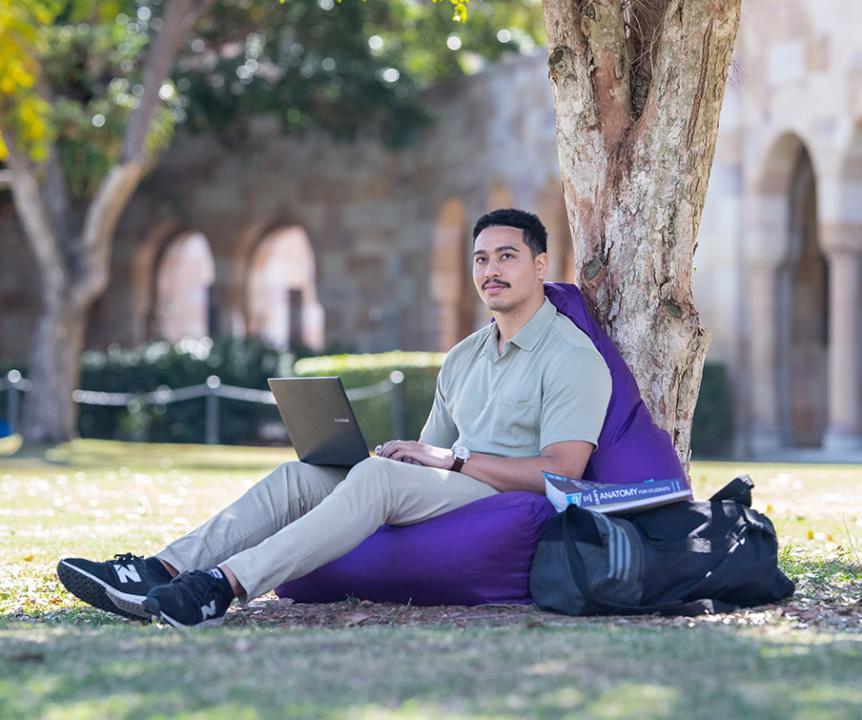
<box><xmin>543</xmin><ymin>0</ymin><xmax>741</xmax><ymax>470</ymax></box>
<box><xmin>3</xmin><ymin>0</ymin><xmax>214</xmax><ymax>444</ymax></box>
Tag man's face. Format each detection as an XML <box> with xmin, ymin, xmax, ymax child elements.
<box><xmin>472</xmin><ymin>225</ymin><xmax>547</xmax><ymax>313</ymax></box>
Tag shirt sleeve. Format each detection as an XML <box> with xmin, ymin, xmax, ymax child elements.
<box><xmin>419</xmin><ymin>362</ymin><xmax>459</xmax><ymax>448</ymax></box>
<box><xmin>539</xmin><ymin>347</ymin><xmax>612</xmax><ymax>451</ymax></box>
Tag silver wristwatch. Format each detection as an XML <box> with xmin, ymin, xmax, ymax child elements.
<box><xmin>451</xmin><ymin>441</ymin><xmax>472</xmax><ymax>472</ymax></box>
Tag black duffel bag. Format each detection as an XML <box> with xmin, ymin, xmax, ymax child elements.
<box><xmin>530</xmin><ymin>475</ymin><xmax>795</xmax><ymax>616</ymax></box>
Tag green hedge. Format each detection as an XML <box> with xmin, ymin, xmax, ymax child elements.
<box><xmin>3</xmin><ymin>347</ymin><xmax>732</xmax><ymax>455</ymax></box>
<box><xmin>77</xmin><ymin>337</ymin><xmax>291</xmax><ymax>444</ymax></box>
<box><xmin>691</xmin><ymin>361</ymin><xmax>734</xmax><ymax>457</ymax></box>
<box><xmin>294</xmin><ymin>351</ymin><xmax>445</xmax><ymax>447</ymax></box>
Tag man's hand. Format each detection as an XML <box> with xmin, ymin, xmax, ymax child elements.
<box><xmin>375</xmin><ymin>440</ymin><xmax>454</xmax><ymax>469</ymax></box>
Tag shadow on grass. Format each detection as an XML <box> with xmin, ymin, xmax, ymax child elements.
<box><xmin>0</xmin><ymin>606</ymin><xmax>152</xmax><ymax>628</ymax></box>
<box><xmin>0</xmin><ymin>438</ymin><xmax>294</xmax><ymax>473</ymax></box>
<box><xmin>1</xmin><ymin>621</ymin><xmax>861</xmax><ymax>719</ymax></box>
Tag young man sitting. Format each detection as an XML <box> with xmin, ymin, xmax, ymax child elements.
<box><xmin>57</xmin><ymin>208</ymin><xmax>612</xmax><ymax>628</ymax></box>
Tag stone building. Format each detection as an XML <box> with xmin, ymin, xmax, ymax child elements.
<box><xmin>1</xmin><ymin>0</ymin><xmax>861</xmax><ymax>457</ymax></box>
<box><xmin>693</xmin><ymin>0</ymin><xmax>862</xmax><ymax>456</ymax></box>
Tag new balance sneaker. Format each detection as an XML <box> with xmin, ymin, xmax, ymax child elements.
<box><xmin>142</xmin><ymin>568</ymin><xmax>235</xmax><ymax>628</ymax></box>
<box><xmin>57</xmin><ymin>553</ymin><xmax>172</xmax><ymax>620</ymax></box>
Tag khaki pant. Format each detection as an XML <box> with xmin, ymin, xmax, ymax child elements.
<box><xmin>157</xmin><ymin>457</ymin><xmax>499</xmax><ymax>600</ymax></box>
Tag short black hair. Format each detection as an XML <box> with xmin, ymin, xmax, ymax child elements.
<box><xmin>472</xmin><ymin>208</ymin><xmax>548</xmax><ymax>257</ymax></box>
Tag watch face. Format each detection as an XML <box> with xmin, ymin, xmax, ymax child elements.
<box><xmin>453</xmin><ymin>442</ymin><xmax>470</xmax><ymax>460</ymax></box>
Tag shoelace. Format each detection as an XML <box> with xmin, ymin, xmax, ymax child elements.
<box><xmin>113</xmin><ymin>553</ymin><xmax>143</xmax><ymax>563</ymax></box>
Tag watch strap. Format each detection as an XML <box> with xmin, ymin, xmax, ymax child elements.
<box><xmin>451</xmin><ymin>455</ymin><xmax>465</xmax><ymax>473</ymax></box>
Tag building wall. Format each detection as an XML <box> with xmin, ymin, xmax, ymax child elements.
<box><xmin>2</xmin><ymin>0</ymin><xmax>862</xmax><ymax>455</ymax></box>
<box><xmin>693</xmin><ymin>0</ymin><xmax>862</xmax><ymax>454</ymax></box>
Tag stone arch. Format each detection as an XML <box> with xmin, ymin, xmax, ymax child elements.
<box><xmin>227</xmin><ymin>217</ymin><xmax>295</xmax><ymax>339</ymax></box>
<box><xmin>747</xmin><ymin>132</ymin><xmax>828</xmax><ymax>450</ymax></box>
<box><xmin>535</xmin><ymin>178</ymin><xmax>574</xmax><ymax>283</ymax></box>
<box><xmin>130</xmin><ymin>220</ymin><xmax>185</xmax><ymax>345</ymax></box>
<box><xmin>430</xmin><ymin>198</ymin><xmax>474</xmax><ymax>349</ymax></box>
<box><xmin>786</xmin><ymin>146</ymin><xmax>828</xmax><ymax>446</ymax></box>
<box><xmin>749</xmin><ymin>132</ymin><xmax>820</xmax><ymax>265</ymax></box>
<box><xmin>152</xmin><ymin>231</ymin><xmax>216</xmax><ymax>342</ymax></box>
<box><xmin>245</xmin><ymin>226</ymin><xmax>324</xmax><ymax>352</ymax></box>
<box><xmin>486</xmin><ymin>182</ymin><xmax>514</xmax><ymax>211</ymax></box>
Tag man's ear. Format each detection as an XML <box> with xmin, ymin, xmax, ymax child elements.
<box><xmin>535</xmin><ymin>252</ymin><xmax>549</xmax><ymax>280</ymax></box>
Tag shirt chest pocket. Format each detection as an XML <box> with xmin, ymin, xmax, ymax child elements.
<box><xmin>488</xmin><ymin>396</ymin><xmax>541</xmax><ymax>450</ymax></box>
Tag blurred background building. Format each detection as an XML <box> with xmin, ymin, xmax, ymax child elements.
<box><xmin>1</xmin><ymin>0</ymin><xmax>860</xmax><ymax>457</ymax></box>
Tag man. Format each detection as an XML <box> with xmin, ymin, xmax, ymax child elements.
<box><xmin>57</xmin><ymin>208</ymin><xmax>612</xmax><ymax>628</ymax></box>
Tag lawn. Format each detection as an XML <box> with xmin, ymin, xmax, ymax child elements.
<box><xmin>1</xmin><ymin>438</ymin><xmax>860</xmax><ymax>719</ymax></box>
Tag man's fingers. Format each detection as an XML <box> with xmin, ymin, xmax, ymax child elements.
<box><xmin>377</xmin><ymin>440</ymin><xmax>401</xmax><ymax>457</ymax></box>
<box><xmin>381</xmin><ymin>444</ymin><xmax>403</xmax><ymax>459</ymax></box>
<box><xmin>378</xmin><ymin>441</ymin><xmax>430</xmax><ymax>464</ymax></box>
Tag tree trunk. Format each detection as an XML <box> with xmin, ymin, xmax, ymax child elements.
<box><xmin>542</xmin><ymin>0</ymin><xmax>741</xmax><ymax>469</ymax></box>
<box><xmin>2</xmin><ymin>0</ymin><xmax>214</xmax><ymax>445</ymax></box>
<box><xmin>21</xmin><ymin>294</ymin><xmax>88</xmax><ymax>444</ymax></box>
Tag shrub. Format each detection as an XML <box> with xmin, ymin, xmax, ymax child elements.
<box><xmin>294</xmin><ymin>351</ymin><xmax>445</xmax><ymax>447</ymax></box>
<box><xmin>77</xmin><ymin>336</ymin><xmax>292</xmax><ymax>444</ymax></box>
<box><xmin>691</xmin><ymin>361</ymin><xmax>734</xmax><ymax>457</ymax></box>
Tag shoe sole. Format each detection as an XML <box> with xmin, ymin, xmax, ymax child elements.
<box><xmin>57</xmin><ymin>561</ymin><xmax>150</xmax><ymax>621</ymax></box>
<box><xmin>142</xmin><ymin>597</ymin><xmax>226</xmax><ymax>629</ymax></box>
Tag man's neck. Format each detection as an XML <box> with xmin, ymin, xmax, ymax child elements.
<box><xmin>494</xmin><ymin>294</ymin><xmax>546</xmax><ymax>350</ymax></box>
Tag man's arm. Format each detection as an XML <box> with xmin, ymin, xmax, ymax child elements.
<box><xmin>417</xmin><ymin>360</ymin><xmax>459</xmax><ymax>448</ymax></box>
<box><xmin>380</xmin><ymin>345</ymin><xmax>612</xmax><ymax>491</ymax></box>
<box><xmin>376</xmin><ymin>439</ymin><xmax>593</xmax><ymax>494</ymax></box>
<box><xmin>455</xmin><ymin>441</ymin><xmax>594</xmax><ymax>493</ymax></box>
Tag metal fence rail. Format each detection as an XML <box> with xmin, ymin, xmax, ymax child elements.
<box><xmin>0</xmin><ymin>369</ymin><xmax>406</xmax><ymax>444</ymax></box>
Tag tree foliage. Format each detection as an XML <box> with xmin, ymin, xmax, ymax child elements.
<box><xmin>1</xmin><ymin>0</ymin><xmax>545</xmax><ymax>190</ymax></box>
<box><xmin>0</xmin><ymin>1</ymin><xmax>179</xmax><ymax>196</ymax></box>
<box><xmin>0</xmin><ymin>0</ymin><xmax>55</xmax><ymax>162</ymax></box>
<box><xmin>177</xmin><ymin>0</ymin><xmax>544</xmax><ymax>146</ymax></box>
<box><xmin>0</xmin><ymin>0</ymin><xmax>545</xmax><ymax>444</ymax></box>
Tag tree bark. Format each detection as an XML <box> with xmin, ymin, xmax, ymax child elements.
<box><xmin>21</xmin><ymin>295</ymin><xmax>88</xmax><ymax>444</ymax></box>
<box><xmin>542</xmin><ymin>0</ymin><xmax>741</xmax><ymax>469</ymax></box>
<box><xmin>3</xmin><ymin>0</ymin><xmax>213</xmax><ymax>444</ymax></box>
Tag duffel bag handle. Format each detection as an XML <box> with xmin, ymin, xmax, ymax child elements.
<box><xmin>709</xmin><ymin>474</ymin><xmax>754</xmax><ymax>506</ymax></box>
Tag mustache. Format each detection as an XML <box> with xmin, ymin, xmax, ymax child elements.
<box><xmin>482</xmin><ymin>280</ymin><xmax>510</xmax><ymax>289</ymax></box>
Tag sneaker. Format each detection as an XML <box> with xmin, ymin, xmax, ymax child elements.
<box><xmin>57</xmin><ymin>553</ymin><xmax>170</xmax><ymax>620</ymax></box>
<box><xmin>142</xmin><ymin>568</ymin><xmax>235</xmax><ymax>628</ymax></box>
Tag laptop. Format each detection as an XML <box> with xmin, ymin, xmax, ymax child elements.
<box><xmin>267</xmin><ymin>377</ymin><xmax>370</xmax><ymax>467</ymax></box>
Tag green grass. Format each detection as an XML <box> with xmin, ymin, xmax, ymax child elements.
<box><xmin>1</xmin><ymin>440</ymin><xmax>861</xmax><ymax>719</ymax></box>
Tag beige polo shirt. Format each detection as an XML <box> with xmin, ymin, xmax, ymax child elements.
<box><xmin>420</xmin><ymin>298</ymin><xmax>612</xmax><ymax>458</ymax></box>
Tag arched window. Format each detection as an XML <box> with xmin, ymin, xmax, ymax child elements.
<box><xmin>749</xmin><ymin>133</ymin><xmax>828</xmax><ymax>449</ymax></box>
<box><xmin>535</xmin><ymin>179</ymin><xmax>574</xmax><ymax>283</ymax></box>
<box><xmin>431</xmin><ymin>199</ymin><xmax>474</xmax><ymax>349</ymax></box>
<box><xmin>787</xmin><ymin>145</ymin><xmax>828</xmax><ymax>446</ymax></box>
<box><xmin>246</xmin><ymin>227</ymin><xmax>324</xmax><ymax>351</ymax></box>
<box><xmin>154</xmin><ymin>232</ymin><xmax>216</xmax><ymax>342</ymax></box>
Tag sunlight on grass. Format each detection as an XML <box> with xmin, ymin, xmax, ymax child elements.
<box><xmin>1</xmin><ymin>441</ymin><xmax>861</xmax><ymax>719</ymax></box>
<box><xmin>588</xmin><ymin>683</ymin><xmax>677</xmax><ymax>718</ymax></box>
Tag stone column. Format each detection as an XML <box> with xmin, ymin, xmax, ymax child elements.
<box><xmin>748</xmin><ymin>262</ymin><xmax>784</xmax><ymax>452</ymax></box>
<box><xmin>744</xmin><ymin>187</ymin><xmax>793</xmax><ymax>454</ymax></box>
<box><xmin>823</xmin><ymin>249</ymin><xmax>862</xmax><ymax>450</ymax></box>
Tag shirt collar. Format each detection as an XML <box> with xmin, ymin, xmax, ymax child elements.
<box><xmin>511</xmin><ymin>298</ymin><xmax>556</xmax><ymax>351</ymax></box>
<box><xmin>481</xmin><ymin>298</ymin><xmax>557</xmax><ymax>360</ymax></box>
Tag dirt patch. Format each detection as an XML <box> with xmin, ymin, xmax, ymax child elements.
<box><xmin>231</xmin><ymin>573</ymin><xmax>862</xmax><ymax>633</ymax></box>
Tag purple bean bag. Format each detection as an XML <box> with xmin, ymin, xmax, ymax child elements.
<box><xmin>275</xmin><ymin>491</ymin><xmax>555</xmax><ymax>605</ymax></box>
<box><xmin>544</xmin><ymin>283</ymin><xmax>687</xmax><ymax>487</ymax></box>
<box><xmin>275</xmin><ymin>283</ymin><xmax>686</xmax><ymax>605</ymax></box>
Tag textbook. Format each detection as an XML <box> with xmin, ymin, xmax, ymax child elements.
<box><xmin>542</xmin><ymin>472</ymin><xmax>693</xmax><ymax>514</ymax></box>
